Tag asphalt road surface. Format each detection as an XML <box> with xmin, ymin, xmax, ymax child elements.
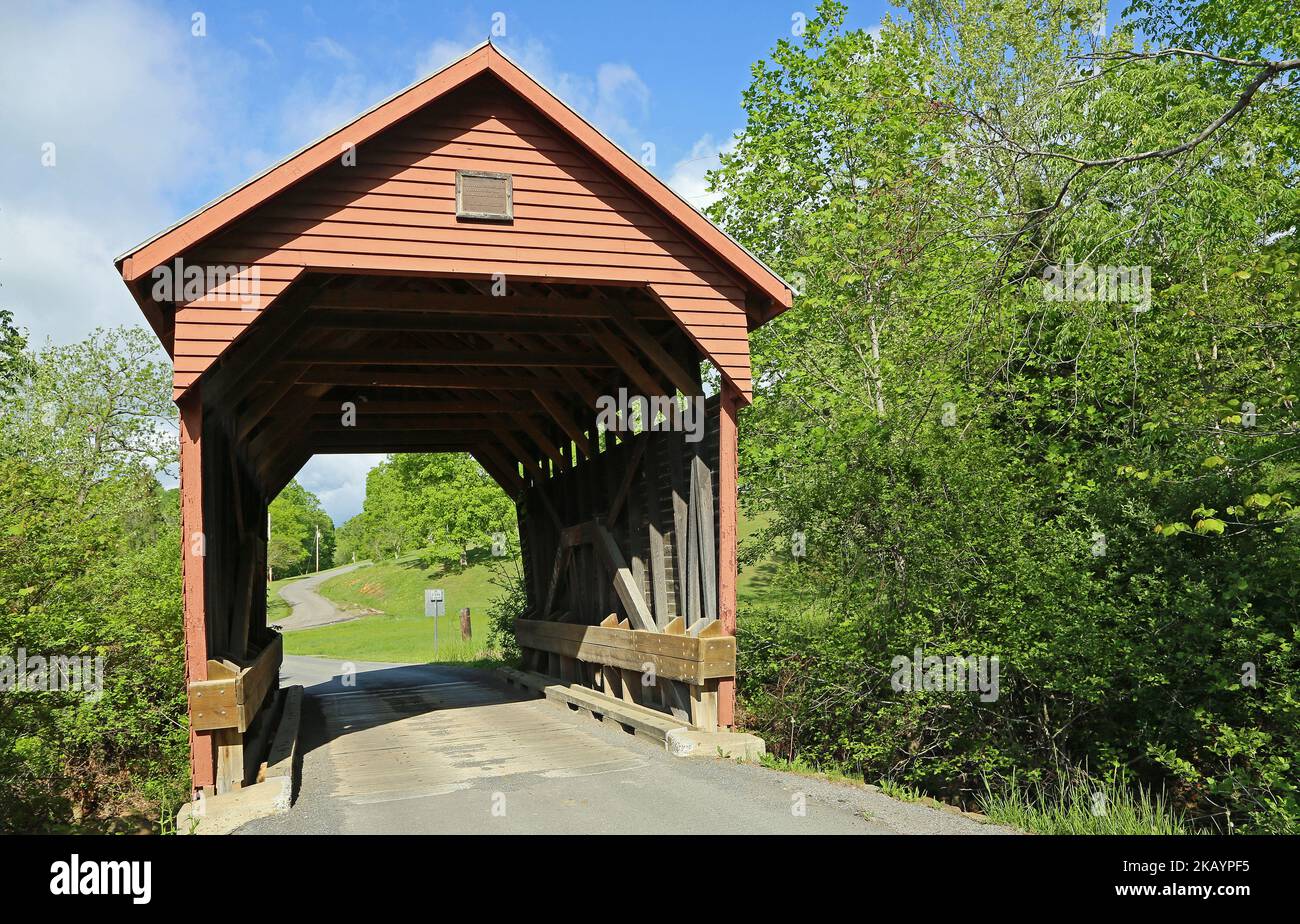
<box><xmin>272</xmin><ymin>562</ymin><xmax>367</xmax><ymax>632</ymax></box>
<box><xmin>236</xmin><ymin>655</ymin><xmax>1012</xmax><ymax>835</ymax></box>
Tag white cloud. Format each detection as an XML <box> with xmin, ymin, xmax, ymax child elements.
<box><xmin>250</xmin><ymin>36</ymin><xmax>275</xmax><ymax>59</ymax></box>
<box><xmin>295</xmin><ymin>453</ymin><xmax>388</xmax><ymax>525</ymax></box>
<box><xmin>413</xmin><ymin>36</ymin><xmax>652</xmax><ymax>152</ymax></box>
<box><xmin>307</xmin><ymin>36</ymin><xmax>356</xmax><ymax>66</ymax></box>
<box><xmin>0</xmin><ymin>0</ymin><xmax>221</xmax><ymax>346</ymax></box>
<box><xmin>665</xmin><ymin>133</ymin><xmax>737</xmax><ymax>209</ymax></box>
<box><xmin>276</xmin><ymin>68</ymin><xmax>390</xmax><ymax>148</ymax></box>
<box><xmin>590</xmin><ymin>63</ymin><xmax>651</xmax><ymax>144</ymax></box>
<box><xmin>416</xmin><ymin>38</ymin><xmax>477</xmax><ymax>76</ymax></box>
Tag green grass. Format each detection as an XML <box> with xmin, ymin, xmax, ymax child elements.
<box><xmin>279</xmin><ymin>510</ymin><xmax>791</xmax><ymax>664</ymax></box>
<box><xmin>979</xmin><ymin>771</ymin><xmax>1192</xmax><ymax>835</ymax></box>
<box><xmin>759</xmin><ymin>753</ymin><xmax>864</xmax><ymax>785</ymax></box>
<box><xmin>281</xmin><ymin>545</ymin><xmax>508</xmax><ymax>664</ymax></box>
<box><xmin>736</xmin><ymin>511</ymin><xmax>833</xmax><ymax>616</ymax></box>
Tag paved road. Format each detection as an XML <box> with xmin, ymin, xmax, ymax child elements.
<box><xmin>237</xmin><ymin>656</ymin><xmax>1012</xmax><ymax>835</ymax></box>
<box><xmin>272</xmin><ymin>562</ymin><xmax>367</xmax><ymax>632</ymax></box>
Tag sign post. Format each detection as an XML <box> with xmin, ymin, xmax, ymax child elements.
<box><xmin>425</xmin><ymin>589</ymin><xmax>445</xmax><ymax>655</ymax></box>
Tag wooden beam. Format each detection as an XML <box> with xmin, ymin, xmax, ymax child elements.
<box><xmin>496</xmin><ymin>429</ymin><xmax>547</xmax><ymax>477</ymax></box>
<box><xmin>314</xmin><ymin>311</ymin><xmax>586</xmax><ymax>336</ymax></box>
<box><xmin>542</xmin><ymin>542</ymin><xmax>575</xmax><ymax>617</ymax></box>
<box><xmin>470</xmin><ymin>447</ymin><xmax>526</xmax><ymax>496</ymax></box>
<box><xmin>313</xmin><ymin>290</ymin><xmax>657</xmax><ymax>318</ymax></box>
<box><xmin>532</xmin><ymin>390</ymin><xmax>593</xmax><ymax>459</ymax></box>
<box><xmin>229</xmin><ymin>538</ymin><xmax>257</xmax><ymax>660</ymax></box>
<box><xmin>590</xmin><ymin>522</ymin><xmax>657</xmax><ymax>632</ymax></box>
<box><xmin>512</xmin><ymin>414</ymin><xmax>569</xmax><ymax>471</ymax></box>
<box><xmin>310</xmin><ymin>431</ymin><xmax>492</xmax><ymax>450</ymax></box>
<box><xmin>308</xmin><ymin>413</ymin><xmax>544</xmax><ymax>431</ymax></box>
<box><xmin>606</xmin><ymin>437</ymin><xmax>647</xmax><ymax>528</ymax></box>
<box><xmin>606</xmin><ymin>303</ymin><xmax>700</xmax><ymax>399</ymax></box>
<box><xmin>514</xmin><ymin>619</ymin><xmax>734</xmax><ymax>686</ymax></box>
<box><xmin>235</xmin><ymin>369</ymin><xmax>309</xmax><ymax>442</ymax></box>
<box><xmin>293</xmin><ymin>369</ymin><xmax>571</xmax><ymax>390</ymax></box>
<box><xmin>307</xmin><ymin>398</ymin><xmax>537</xmax><ymax>416</ymax></box>
<box><xmin>285</xmin><ymin>348</ymin><xmax>611</xmax><ymax>367</ymax></box>
<box><xmin>188</xmin><ymin>635</ymin><xmax>283</xmax><ymax>734</ymax></box>
<box><xmin>691</xmin><ymin>450</ymin><xmax>718</xmax><ymax>623</ymax></box>
<box><xmin>584</xmin><ymin>320</ymin><xmax>668</xmax><ymax>399</ymax></box>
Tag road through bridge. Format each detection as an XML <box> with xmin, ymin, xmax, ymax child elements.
<box><xmin>236</xmin><ymin>656</ymin><xmax>1004</xmax><ymax>835</ymax></box>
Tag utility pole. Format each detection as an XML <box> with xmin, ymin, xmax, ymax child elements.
<box><xmin>315</xmin><ymin>526</ymin><xmax>321</xmax><ymax>573</ymax></box>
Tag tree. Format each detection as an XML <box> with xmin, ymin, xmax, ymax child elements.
<box><xmin>388</xmin><ymin>453</ymin><xmax>516</xmax><ymax>565</ymax></box>
<box><xmin>0</xmin><ymin>310</ymin><xmax>30</xmax><ymax>402</ymax></box>
<box><xmin>267</xmin><ymin>481</ymin><xmax>335</xmax><ymax>578</ymax></box>
<box><xmin>0</xmin><ymin>325</ymin><xmax>187</xmax><ymax>831</ymax></box>
<box><xmin>2</xmin><ymin>326</ymin><xmax>174</xmax><ymax>504</ymax></box>
<box><xmin>712</xmin><ymin>0</ymin><xmax>1299</xmax><ymax>832</ymax></box>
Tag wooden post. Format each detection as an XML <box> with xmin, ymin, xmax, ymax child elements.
<box><xmin>717</xmin><ymin>381</ymin><xmax>740</xmax><ymax>729</ymax></box>
<box><xmin>179</xmin><ymin>389</ymin><xmax>215</xmax><ymax>791</ymax></box>
<box><xmin>214</xmin><ymin>728</ymin><xmax>244</xmax><ymax>793</ymax></box>
<box><xmin>459</xmin><ymin>606</ymin><xmax>472</xmax><ymax>641</ymax></box>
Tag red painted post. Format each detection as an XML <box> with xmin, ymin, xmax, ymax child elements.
<box><xmin>178</xmin><ymin>389</ymin><xmax>215</xmax><ymax>791</ymax></box>
<box><xmin>717</xmin><ymin>380</ymin><xmax>740</xmax><ymax>728</ymax></box>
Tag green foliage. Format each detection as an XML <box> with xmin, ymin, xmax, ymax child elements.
<box><xmin>0</xmin><ymin>327</ymin><xmax>187</xmax><ymax>832</ymax></box>
<box><xmin>268</xmin><ymin>480</ymin><xmax>335</xmax><ymax>578</ymax></box>
<box><xmin>337</xmin><ymin>453</ymin><xmax>516</xmax><ymax>564</ymax></box>
<box><xmin>0</xmin><ymin>310</ymin><xmax>30</xmax><ymax>401</ymax></box>
<box><xmin>485</xmin><ymin>558</ymin><xmax>528</xmax><ymax>663</ymax></box>
<box><xmin>722</xmin><ymin>1</ymin><xmax>1299</xmax><ymax>833</ymax></box>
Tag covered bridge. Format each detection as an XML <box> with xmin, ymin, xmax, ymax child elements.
<box><xmin>115</xmin><ymin>41</ymin><xmax>792</xmax><ymax>796</ymax></box>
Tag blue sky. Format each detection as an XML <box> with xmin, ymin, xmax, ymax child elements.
<box><xmin>1</xmin><ymin>0</ymin><xmax>891</xmax><ymax>521</ymax></box>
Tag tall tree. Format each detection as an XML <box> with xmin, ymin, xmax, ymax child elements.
<box><xmin>713</xmin><ymin>0</ymin><xmax>1298</xmax><ymax>832</ymax></box>
<box><xmin>268</xmin><ymin>480</ymin><xmax>335</xmax><ymax>578</ymax></box>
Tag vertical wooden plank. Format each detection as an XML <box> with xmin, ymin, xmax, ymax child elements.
<box><xmin>644</xmin><ymin>436</ymin><xmax>670</xmax><ymax>627</ymax></box>
<box><xmin>626</xmin><ymin>438</ymin><xmax>647</xmax><ymax>612</ymax></box>
<box><xmin>691</xmin><ymin>451</ymin><xmax>718</xmax><ymax>623</ymax></box>
<box><xmin>620</xmin><ymin>668</ymin><xmax>641</xmax><ymax>704</ymax></box>
<box><xmin>214</xmin><ymin>728</ymin><xmax>244</xmax><ymax>793</ymax></box>
<box><xmin>602</xmin><ymin>664</ymin><xmax>624</xmax><ymax>699</ymax></box>
<box><xmin>229</xmin><ymin>540</ymin><xmax>256</xmax><ymax>660</ymax></box>
<box><xmin>178</xmin><ymin>390</ymin><xmax>215</xmax><ymax>791</ymax></box>
<box><xmin>717</xmin><ymin>381</ymin><xmax>740</xmax><ymax>729</ymax></box>
<box><xmin>669</xmin><ymin>429</ymin><xmax>696</xmax><ymax>623</ymax></box>
<box><xmin>684</xmin><ymin>445</ymin><xmax>703</xmax><ymax>627</ymax></box>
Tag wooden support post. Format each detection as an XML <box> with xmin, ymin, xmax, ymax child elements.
<box><xmin>620</xmin><ymin>668</ymin><xmax>641</xmax><ymax>704</ymax></box>
<box><xmin>717</xmin><ymin>381</ymin><xmax>741</xmax><ymax>729</ymax></box>
<box><xmin>214</xmin><ymin>728</ymin><xmax>244</xmax><ymax>793</ymax></box>
<box><xmin>178</xmin><ymin>390</ymin><xmax>215</xmax><ymax>791</ymax></box>
<box><xmin>690</xmin><ymin>680</ymin><xmax>720</xmax><ymax>733</ymax></box>
<box><xmin>459</xmin><ymin>607</ymin><xmax>472</xmax><ymax>642</ymax></box>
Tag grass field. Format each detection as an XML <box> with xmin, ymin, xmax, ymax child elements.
<box><xmin>278</xmin><ymin>513</ymin><xmax>792</xmax><ymax>665</ymax></box>
<box><xmin>280</xmin><ymin>545</ymin><xmax>510</xmax><ymax>664</ymax></box>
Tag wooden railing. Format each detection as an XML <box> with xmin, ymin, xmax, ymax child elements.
<box><xmin>516</xmin><ymin>616</ymin><xmax>734</xmax><ymax>731</ymax></box>
<box><xmin>187</xmin><ymin>633</ymin><xmax>283</xmax><ymax>792</ymax></box>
